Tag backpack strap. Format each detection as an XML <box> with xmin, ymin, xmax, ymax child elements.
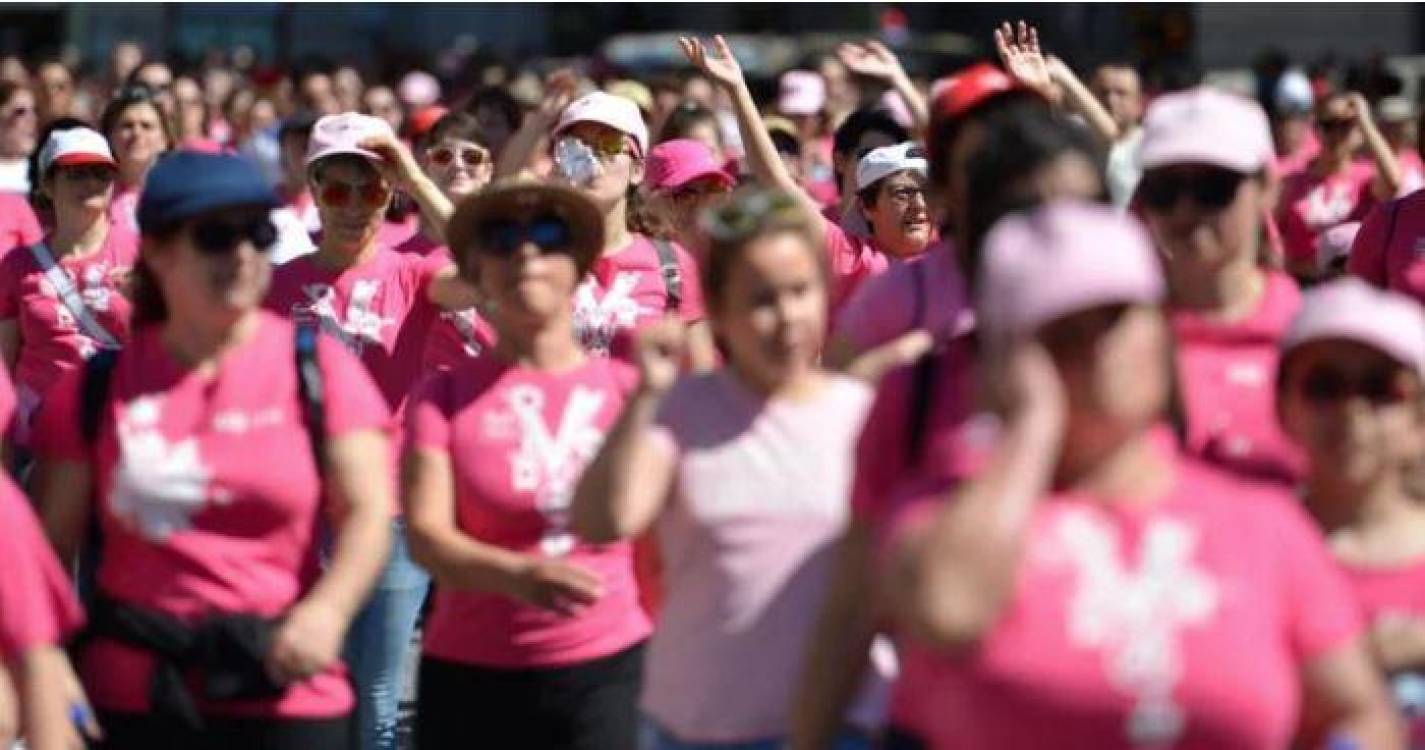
<box><xmin>80</xmin><ymin>348</ymin><xmax>120</xmax><ymax>446</ymax></box>
<box><xmin>294</xmin><ymin>323</ymin><xmax>327</xmax><ymax>477</ymax></box>
<box><xmin>652</xmin><ymin>238</ymin><xmax>683</xmax><ymax>313</ymax></box>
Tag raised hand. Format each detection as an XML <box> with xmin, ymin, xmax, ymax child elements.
<box><xmin>358</xmin><ymin>131</ymin><xmax>423</xmax><ymax>190</ymax></box>
<box><xmin>994</xmin><ymin>20</ymin><xmax>1053</xmax><ymax>97</ymax></box>
<box><xmin>635</xmin><ymin>317</ymin><xmax>687</xmax><ymax>395</ymax></box>
<box><xmin>836</xmin><ymin>40</ymin><xmax>907</xmax><ymax>83</ymax></box>
<box><xmin>534</xmin><ymin>69</ymin><xmax>579</xmax><ymax>126</ymax></box>
<box><xmin>678</xmin><ymin>35</ymin><xmax>745</xmax><ymax>91</ymax></box>
<box><xmin>1346</xmin><ymin>92</ymin><xmax>1375</xmax><ymax>127</ymax></box>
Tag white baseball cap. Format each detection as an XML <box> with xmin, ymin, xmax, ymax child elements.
<box><xmin>39</xmin><ymin>127</ymin><xmax>116</xmax><ymax>175</ymax></box>
<box><xmin>553</xmin><ymin>91</ymin><xmax>649</xmax><ymax>158</ymax></box>
<box><xmin>855</xmin><ymin>142</ymin><xmax>928</xmax><ymax>191</ymax></box>
<box><xmin>305</xmin><ymin>112</ymin><xmax>396</xmax><ymax>168</ymax></box>
<box><xmin>779</xmin><ymin>70</ymin><xmax>826</xmax><ymax>117</ymax></box>
<box><xmin>1282</xmin><ymin>277</ymin><xmax>1425</xmax><ymax>378</ymax></box>
<box><xmin>1140</xmin><ymin>87</ymin><xmax>1274</xmax><ymax>174</ymax></box>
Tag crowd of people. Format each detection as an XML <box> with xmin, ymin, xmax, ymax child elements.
<box><xmin>0</xmin><ymin>16</ymin><xmax>1423</xmax><ymax>750</ymax></box>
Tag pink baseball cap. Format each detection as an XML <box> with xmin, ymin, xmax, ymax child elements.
<box><xmin>1140</xmin><ymin>87</ymin><xmax>1273</xmax><ymax>174</ymax></box>
<box><xmin>554</xmin><ymin>91</ymin><xmax>650</xmax><ymax>158</ymax></box>
<box><xmin>1282</xmin><ymin>277</ymin><xmax>1425</xmax><ymax>377</ymax></box>
<box><xmin>38</xmin><ymin>127</ymin><xmax>116</xmax><ymax>174</ymax></box>
<box><xmin>779</xmin><ymin>70</ymin><xmax>826</xmax><ymax>117</ymax></box>
<box><xmin>977</xmin><ymin>201</ymin><xmax>1165</xmax><ymax>340</ymax></box>
<box><xmin>646</xmin><ymin>139</ymin><xmax>735</xmax><ymax>193</ymax></box>
<box><xmin>305</xmin><ymin>112</ymin><xmax>396</xmax><ymax>168</ymax></box>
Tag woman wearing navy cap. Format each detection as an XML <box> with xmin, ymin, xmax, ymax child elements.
<box><xmin>30</xmin><ymin>151</ymin><xmax>392</xmax><ymax>749</ymax></box>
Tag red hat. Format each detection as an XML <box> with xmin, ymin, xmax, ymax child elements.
<box><xmin>406</xmin><ymin>106</ymin><xmax>449</xmax><ymax>141</ymax></box>
<box><xmin>930</xmin><ymin>63</ymin><xmax>1031</xmax><ymax>123</ymax></box>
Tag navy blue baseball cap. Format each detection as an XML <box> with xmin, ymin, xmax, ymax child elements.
<box><xmin>137</xmin><ymin>151</ymin><xmax>281</xmax><ymax>234</ymax></box>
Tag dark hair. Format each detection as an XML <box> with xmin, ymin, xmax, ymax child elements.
<box><xmin>656</xmin><ymin>101</ymin><xmax>721</xmax><ymax>147</ymax></box>
<box><xmin>831</xmin><ymin>108</ymin><xmax>909</xmax><ymax>191</ymax></box>
<box><xmin>769</xmin><ymin>129</ymin><xmax>801</xmax><ymax>157</ymax></box>
<box><xmin>423</xmin><ymin>111</ymin><xmax>488</xmax><ymax>153</ymax></box>
<box><xmin>278</xmin><ymin>112</ymin><xmax>319</xmax><ymax>144</ymax></box>
<box><xmin>463</xmin><ymin>86</ymin><xmax>522</xmax><ymax>134</ymax></box>
<box><xmin>928</xmin><ymin>91</ymin><xmax>1045</xmax><ymax>192</ymax></box>
<box><xmin>100</xmin><ymin>85</ymin><xmax>177</xmax><ymax>152</ymax></box>
<box><xmin>130</xmin><ymin>252</ymin><xmax>170</xmax><ymax>327</ymax></box>
<box><xmin>27</xmin><ymin>116</ymin><xmax>94</xmax><ymax>220</ymax></box>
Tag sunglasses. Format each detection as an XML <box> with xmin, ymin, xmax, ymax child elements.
<box><xmin>428</xmin><ymin>145</ymin><xmax>490</xmax><ymax>169</ymax></box>
<box><xmin>476</xmin><ymin>215</ymin><xmax>574</xmax><ymax>256</ymax></box>
<box><xmin>56</xmin><ymin>164</ymin><xmax>117</xmax><ymax>182</ymax></box>
<box><xmin>1297</xmin><ymin>365</ymin><xmax>1415</xmax><ymax>406</ymax></box>
<box><xmin>191</xmin><ymin>215</ymin><xmax>279</xmax><ymax>255</ymax></box>
<box><xmin>573</xmin><ymin>132</ymin><xmax>632</xmax><ymax>161</ymax></box>
<box><xmin>1317</xmin><ymin>118</ymin><xmax>1355</xmax><ymax>133</ymax></box>
<box><xmin>1137</xmin><ymin>167</ymin><xmax>1245</xmax><ymax>212</ymax></box>
<box><xmin>317</xmin><ymin>180</ymin><xmax>389</xmax><ymax>209</ymax></box>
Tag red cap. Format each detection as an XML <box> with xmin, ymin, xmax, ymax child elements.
<box><xmin>930</xmin><ymin>63</ymin><xmax>1030</xmax><ymax>123</ymax></box>
<box><xmin>406</xmin><ymin>106</ymin><xmax>449</xmax><ymax>140</ymax></box>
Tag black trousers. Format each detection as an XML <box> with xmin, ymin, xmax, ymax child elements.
<box><xmin>94</xmin><ymin>710</ymin><xmax>352</xmax><ymax>750</ymax></box>
<box><xmin>416</xmin><ymin>641</ymin><xmax>645</xmax><ymax>750</ymax></box>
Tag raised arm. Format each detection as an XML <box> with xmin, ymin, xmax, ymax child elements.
<box><xmin>1348</xmin><ymin>93</ymin><xmax>1404</xmax><ymax>199</ymax></box>
<box><xmin>837</xmin><ymin>40</ymin><xmax>930</xmax><ymax>136</ymax></box>
<box><xmin>494</xmin><ymin>70</ymin><xmax>578</xmax><ymax>181</ymax></box>
<box><xmin>1046</xmin><ymin>55</ymin><xmax>1121</xmax><ymax>145</ymax></box>
<box><xmin>362</xmin><ymin>133</ymin><xmax>455</xmax><ymax>241</ymax></box>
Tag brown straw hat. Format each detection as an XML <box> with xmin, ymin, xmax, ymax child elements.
<box><xmin>446</xmin><ymin>176</ymin><xmax>605</xmax><ymax>281</ymax></box>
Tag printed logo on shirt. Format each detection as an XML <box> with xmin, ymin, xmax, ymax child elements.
<box><xmin>497</xmin><ymin>384</ymin><xmax>609</xmax><ymax>556</ymax></box>
<box><xmin>1041</xmin><ymin>509</ymin><xmax>1220</xmax><ymax>746</ymax></box>
<box><xmin>1300</xmin><ymin>182</ymin><xmax>1359</xmax><ymax>230</ymax></box>
<box><xmin>292</xmin><ymin>280</ymin><xmax>395</xmax><ymax>355</ymax></box>
<box><xmin>109</xmin><ymin>395</ymin><xmax>215</xmax><ymax>541</ymax></box>
<box><xmin>38</xmin><ymin>262</ymin><xmax>123</xmax><ymax>359</ymax></box>
<box><xmin>573</xmin><ymin>273</ymin><xmax>647</xmax><ymax>357</ymax></box>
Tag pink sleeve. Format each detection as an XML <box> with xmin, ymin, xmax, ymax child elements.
<box><xmin>822</xmin><ymin>216</ymin><xmax>858</xmax><ymax>280</ymax></box>
<box><xmin>1347</xmin><ymin>200</ymin><xmax>1393</xmax><ymax>287</ymax></box>
<box><xmin>407</xmin><ymin>371</ymin><xmax>453</xmax><ymax>453</ymax></box>
<box><xmin>1271</xmin><ymin>495</ymin><xmax>1364</xmax><ymax>661</ymax></box>
<box><xmin>316</xmin><ymin>334</ymin><xmax>392</xmax><ymax>437</ymax></box>
<box><xmin>29</xmin><ymin>368</ymin><xmax>86</xmax><ymax>462</ymax></box>
<box><xmin>0</xmin><ymin>483</ymin><xmax>84</xmax><ymax>659</ymax></box>
<box><xmin>834</xmin><ymin>269</ymin><xmax>911</xmax><ymax>352</ymax></box>
<box><xmin>673</xmin><ymin>242</ymin><xmax>705</xmax><ymax>323</ymax></box>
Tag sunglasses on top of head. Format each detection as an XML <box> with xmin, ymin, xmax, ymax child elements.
<box><xmin>189</xmin><ymin>214</ymin><xmax>279</xmax><ymax>255</ymax></box>
<box><xmin>1137</xmin><ymin>167</ymin><xmax>1246</xmax><ymax>212</ymax></box>
<box><xmin>476</xmin><ymin>215</ymin><xmax>574</xmax><ymax>257</ymax></box>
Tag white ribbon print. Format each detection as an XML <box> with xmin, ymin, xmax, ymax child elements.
<box><xmin>503</xmin><ymin>384</ymin><xmax>609</xmax><ymax>557</ymax></box>
<box><xmin>573</xmin><ymin>272</ymin><xmax>646</xmax><ymax>357</ymax></box>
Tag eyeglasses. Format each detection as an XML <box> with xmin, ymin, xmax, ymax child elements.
<box><xmin>701</xmin><ymin>189</ymin><xmax>802</xmax><ymax>242</ymax></box>
<box><xmin>190</xmin><ymin>215</ymin><xmax>279</xmax><ymax>255</ymax></box>
<box><xmin>476</xmin><ymin>215</ymin><xmax>574</xmax><ymax>256</ymax></box>
<box><xmin>1137</xmin><ymin>167</ymin><xmax>1245</xmax><ymax>212</ymax></box>
<box><xmin>1298</xmin><ymin>365</ymin><xmax>1416</xmax><ymax>406</ymax></box>
<box><xmin>317</xmin><ymin>180</ymin><xmax>389</xmax><ymax>209</ymax></box>
<box><xmin>428</xmin><ymin>145</ymin><xmax>490</xmax><ymax>169</ymax></box>
<box><xmin>883</xmin><ymin>185</ymin><xmax>926</xmax><ymax>207</ymax></box>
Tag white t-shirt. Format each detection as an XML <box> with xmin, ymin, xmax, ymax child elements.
<box><xmin>0</xmin><ymin>159</ymin><xmax>29</xmax><ymax>195</ymax></box>
<box><xmin>1106</xmin><ymin>126</ymin><xmax>1144</xmax><ymax>211</ymax></box>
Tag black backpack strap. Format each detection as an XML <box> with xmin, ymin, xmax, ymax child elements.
<box><xmin>652</xmin><ymin>238</ymin><xmax>682</xmax><ymax>313</ymax></box>
<box><xmin>80</xmin><ymin>349</ymin><xmax>120</xmax><ymax>446</ymax></box>
<box><xmin>294</xmin><ymin>323</ymin><xmax>327</xmax><ymax>477</ymax></box>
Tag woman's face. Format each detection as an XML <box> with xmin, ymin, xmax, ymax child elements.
<box><xmin>475</xmin><ymin>225</ymin><xmax>583</xmax><ymax>330</ymax></box>
<box><xmin>1038</xmin><ymin>304</ymin><xmax>1171</xmax><ymax>444</ymax></box>
<box><xmin>1279</xmin><ymin>340</ymin><xmax>1425</xmax><ymax>485</ymax></box>
<box><xmin>174</xmin><ymin>77</ymin><xmax>206</xmax><ymax>140</ymax></box>
<box><xmin>861</xmin><ymin>170</ymin><xmax>932</xmax><ymax>258</ymax></box>
<box><xmin>310</xmin><ymin>157</ymin><xmax>390</xmax><ymax>251</ymax></box>
<box><xmin>714</xmin><ymin>231</ymin><xmax>827</xmax><ymax>390</ymax></box>
<box><xmin>658</xmin><ymin>175</ymin><xmax>731</xmax><ymax>242</ymax></box>
<box><xmin>44</xmin><ymin>163</ymin><xmax>117</xmax><ymax>216</ymax></box>
<box><xmin>421</xmin><ymin>136</ymin><xmax>492</xmax><ymax>201</ymax></box>
<box><xmin>1139</xmin><ymin>164</ymin><xmax>1265</xmax><ymax>275</ymax></box>
<box><xmin>149</xmin><ymin>206</ymin><xmax>275</xmax><ymax>327</ymax></box>
<box><xmin>363</xmin><ymin>86</ymin><xmax>403</xmax><ymax>132</ymax></box>
<box><xmin>109</xmin><ymin>102</ymin><xmax>170</xmax><ymax>176</ymax></box>
<box><xmin>0</xmin><ymin>89</ymin><xmax>35</xmax><ymax>158</ymax></box>
<box><xmin>561</xmin><ymin>121</ymin><xmax>643</xmax><ymax>213</ymax></box>
<box><xmin>1316</xmin><ymin>95</ymin><xmax>1362</xmax><ymax>158</ymax></box>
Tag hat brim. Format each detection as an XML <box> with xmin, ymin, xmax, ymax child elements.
<box><xmin>654</xmin><ymin>167</ymin><xmax>736</xmax><ymax>193</ymax></box>
<box><xmin>50</xmin><ymin>153</ymin><xmax>117</xmax><ymax>170</ymax></box>
<box><xmin>1140</xmin><ymin>139</ymin><xmax>1263</xmax><ymax>174</ymax></box>
<box><xmin>305</xmin><ymin>146</ymin><xmax>384</xmax><ymax>169</ymax></box>
<box><xmin>447</xmin><ymin>181</ymin><xmax>605</xmax><ymax>282</ymax></box>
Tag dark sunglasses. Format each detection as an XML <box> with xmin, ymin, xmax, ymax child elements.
<box><xmin>318</xmin><ymin>180</ymin><xmax>389</xmax><ymax>209</ymax></box>
<box><xmin>1317</xmin><ymin>118</ymin><xmax>1355</xmax><ymax>133</ymax></box>
<box><xmin>476</xmin><ymin>215</ymin><xmax>574</xmax><ymax>256</ymax></box>
<box><xmin>1137</xmin><ymin>167</ymin><xmax>1245</xmax><ymax>212</ymax></box>
<box><xmin>191</xmin><ymin>215</ymin><xmax>278</xmax><ymax>255</ymax></box>
<box><xmin>1298</xmin><ymin>365</ymin><xmax>1415</xmax><ymax>406</ymax></box>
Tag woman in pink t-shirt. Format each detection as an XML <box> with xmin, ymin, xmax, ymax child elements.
<box><xmin>1277</xmin><ymin>279</ymin><xmax>1425</xmax><ymax>745</ymax></box>
<box><xmin>891</xmin><ymin>201</ymin><xmax>1399</xmax><ymax>750</ymax></box>
<box><xmin>99</xmin><ymin>85</ymin><xmax>174</xmax><ymax>234</ymax></box>
<box><xmin>573</xmin><ymin>188</ymin><xmax>881</xmax><ymax>749</ymax></box>
<box><xmin>406</xmin><ymin>180</ymin><xmax>649</xmax><ymax>749</ymax></box>
<box><xmin>30</xmin><ymin>151</ymin><xmax>392</xmax><ymax>749</ymax></box>
<box><xmin>0</xmin><ymin>126</ymin><xmax>136</xmax><ymax>450</ymax></box>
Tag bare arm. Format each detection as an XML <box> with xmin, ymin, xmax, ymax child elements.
<box><xmin>361</xmin><ymin>135</ymin><xmax>455</xmax><ymax>241</ymax></box>
<box><xmin>14</xmin><ymin>646</ymin><xmax>97</xmax><ymax>750</ymax></box>
<box><xmin>1298</xmin><ymin>639</ymin><xmax>1404</xmax><ymax>750</ymax></box>
<box><xmin>494</xmin><ymin>71</ymin><xmax>577</xmax><ymax>180</ymax></box>
<box><xmin>1349</xmin><ymin>93</ymin><xmax>1404</xmax><ymax>200</ymax></box>
<box><xmin>1047</xmin><ymin>55</ymin><xmax>1121</xmax><ymax>145</ymax></box>
<box><xmin>837</xmin><ymin>41</ymin><xmax>930</xmax><ymax>136</ymax></box>
<box><xmin>32</xmin><ymin>459</ymin><xmax>92</xmax><ymax>567</ymax></box>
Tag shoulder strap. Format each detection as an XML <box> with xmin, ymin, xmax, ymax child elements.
<box><xmin>29</xmin><ymin>243</ymin><xmax>122</xmax><ymax>350</ymax></box>
<box><xmin>294</xmin><ymin>323</ymin><xmax>328</xmax><ymax>478</ymax></box>
<box><xmin>652</xmin><ymin>238</ymin><xmax>682</xmax><ymax>313</ymax></box>
<box><xmin>80</xmin><ymin>348</ymin><xmax>120</xmax><ymax>446</ymax></box>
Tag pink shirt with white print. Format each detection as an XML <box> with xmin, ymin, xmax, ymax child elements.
<box><xmin>31</xmin><ymin>311</ymin><xmax>392</xmax><ymax>718</ymax></box>
<box><xmin>1348</xmin><ymin>190</ymin><xmax>1425</xmax><ymax>305</ymax></box>
<box><xmin>574</xmin><ymin>234</ymin><xmax>705</xmax><ymax>363</ymax></box>
<box><xmin>0</xmin><ymin>473</ymin><xmax>84</xmax><ymax>661</ymax></box>
<box><xmin>1341</xmin><ymin>559</ymin><xmax>1425</xmax><ymax>747</ymax></box>
<box><xmin>409</xmin><ymin>356</ymin><xmax>650</xmax><ymax>668</ymax></box>
<box><xmin>394</xmin><ymin>237</ymin><xmax>498</xmax><ymax>372</ymax></box>
<box><xmin>1277</xmin><ymin>160</ymin><xmax>1379</xmax><ymax>268</ymax></box>
<box><xmin>1172</xmin><ymin>271</ymin><xmax>1304</xmax><ymax>485</ymax></box>
<box><xmin>890</xmin><ymin>446</ymin><xmax>1362</xmax><ymax>750</ymax></box>
<box><xmin>0</xmin><ymin>223</ymin><xmax>138</xmax><ymax>442</ymax></box>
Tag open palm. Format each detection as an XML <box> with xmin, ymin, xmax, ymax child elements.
<box><xmin>995</xmin><ymin>20</ymin><xmax>1052</xmax><ymax>95</ymax></box>
<box><xmin>836</xmin><ymin>41</ymin><xmax>904</xmax><ymax>83</ymax></box>
<box><xmin>678</xmin><ymin>35</ymin><xmax>744</xmax><ymax>90</ymax></box>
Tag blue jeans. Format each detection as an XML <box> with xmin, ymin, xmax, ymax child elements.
<box><xmin>343</xmin><ymin>519</ymin><xmax>429</xmax><ymax>750</ymax></box>
<box><xmin>648</xmin><ymin>725</ymin><xmax>873</xmax><ymax>750</ymax></box>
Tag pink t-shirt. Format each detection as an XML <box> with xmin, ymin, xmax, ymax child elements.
<box><xmin>833</xmin><ymin>240</ymin><xmax>968</xmax><ymax>351</ymax></box>
<box><xmin>574</xmin><ymin>235</ymin><xmax>705</xmax><ymax>362</ymax></box>
<box><xmin>31</xmin><ymin>311</ymin><xmax>392</xmax><ymax>718</ymax></box>
<box><xmin>1172</xmin><ymin>271</ymin><xmax>1304</xmax><ymax>485</ymax></box>
<box><xmin>108</xmin><ymin>183</ymin><xmax>140</xmax><ymax>234</ymax></box>
<box><xmin>0</xmin><ymin>193</ymin><xmax>42</xmax><ymax>252</ymax></box>
<box><xmin>822</xmin><ymin>216</ymin><xmax>891</xmax><ymax>317</ymax></box>
<box><xmin>640</xmin><ymin>371</ymin><xmax>877</xmax><ymax>741</ymax></box>
<box><xmin>1348</xmin><ymin>191</ymin><xmax>1425</xmax><ymax>305</ymax></box>
<box><xmin>1399</xmin><ymin>148</ymin><xmax>1425</xmax><ymax>195</ymax></box>
<box><xmin>894</xmin><ymin>451</ymin><xmax>1362</xmax><ymax>750</ymax></box>
<box><xmin>265</xmin><ymin>247</ymin><xmax>441</xmax><ymax>414</ymax></box>
<box><xmin>1277</xmin><ymin>160</ymin><xmax>1379</xmax><ymax>268</ymax></box>
<box><xmin>394</xmin><ymin>238</ymin><xmax>499</xmax><ymax>372</ymax></box>
<box><xmin>409</xmin><ymin>356</ymin><xmax>651</xmax><ymax>668</ymax></box>
<box><xmin>0</xmin><ymin>224</ymin><xmax>138</xmax><ymax>441</ymax></box>
<box><xmin>0</xmin><ymin>476</ymin><xmax>84</xmax><ymax>660</ymax></box>
<box><xmin>1341</xmin><ymin>559</ymin><xmax>1425</xmax><ymax>745</ymax></box>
